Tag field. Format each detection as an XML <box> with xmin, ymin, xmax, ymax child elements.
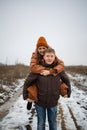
<box><xmin>0</xmin><ymin>64</ymin><xmax>87</xmax><ymax>130</ymax></box>
<box><xmin>0</xmin><ymin>64</ymin><xmax>87</xmax><ymax>85</ymax></box>
<box><xmin>0</xmin><ymin>64</ymin><xmax>30</xmax><ymax>105</ymax></box>
<box><xmin>0</xmin><ymin>64</ymin><xmax>87</xmax><ymax>105</ymax></box>
<box><xmin>65</xmin><ymin>65</ymin><xmax>87</xmax><ymax>75</ymax></box>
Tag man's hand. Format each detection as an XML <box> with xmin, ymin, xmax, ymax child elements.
<box><xmin>40</xmin><ymin>70</ymin><xmax>50</xmax><ymax>76</ymax></box>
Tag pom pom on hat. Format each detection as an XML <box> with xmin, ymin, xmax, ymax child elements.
<box><xmin>36</xmin><ymin>36</ymin><xmax>49</xmax><ymax>48</ymax></box>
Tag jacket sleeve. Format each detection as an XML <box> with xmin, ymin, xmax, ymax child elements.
<box><xmin>23</xmin><ymin>73</ymin><xmax>38</xmax><ymax>100</ymax></box>
<box><xmin>60</xmin><ymin>71</ymin><xmax>71</xmax><ymax>97</ymax></box>
<box><xmin>30</xmin><ymin>53</ymin><xmax>64</xmax><ymax>74</ymax></box>
<box><xmin>30</xmin><ymin>52</ymin><xmax>46</xmax><ymax>73</ymax></box>
<box><xmin>53</xmin><ymin>58</ymin><xmax>64</xmax><ymax>74</ymax></box>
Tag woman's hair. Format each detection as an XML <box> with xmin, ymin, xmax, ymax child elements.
<box><xmin>36</xmin><ymin>36</ymin><xmax>50</xmax><ymax>64</ymax></box>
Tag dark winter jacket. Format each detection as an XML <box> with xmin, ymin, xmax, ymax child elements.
<box><xmin>23</xmin><ymin>71</ymin><xmax>71</xmax><ymax>108</ymax></box>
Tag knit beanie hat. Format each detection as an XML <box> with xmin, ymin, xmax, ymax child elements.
<box><xmin>36</xmin><ymin>36</ymin><xmax>49</xmax><ymax>48</ymax></box>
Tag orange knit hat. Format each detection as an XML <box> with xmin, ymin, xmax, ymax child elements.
<box><xmin>36</xmin><ymin>36</ymin><xmax>49</xmax><ymax>48</ymax></box>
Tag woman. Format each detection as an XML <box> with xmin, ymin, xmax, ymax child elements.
<box><xmin>29</xmin><ymin>36</ymin><xmax>64</xmax><ymax>75</ymax></box>
<box><xmin>26</xmin><ymin>36</ymin><xmax>65</xmax><ymax>110</ymax></box>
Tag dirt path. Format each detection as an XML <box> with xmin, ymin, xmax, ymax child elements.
<box><xmin>0</xmin><ymin>80</ymin><xmax>87</xmax><ymax>130</ymax></box>
<box><xmin>0</xmin><ymin>87</ymin><xmax>22</xmax><ymax>120</ymax></box>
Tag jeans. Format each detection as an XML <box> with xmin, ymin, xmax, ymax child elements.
<box><xmin>35</xmin><ymin>104</ymin><xmax>57</xmax><ymax>130</ymax></box>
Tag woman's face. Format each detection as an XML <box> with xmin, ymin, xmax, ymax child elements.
<box><xmin>37</xmin><ymin>46</ymin><xmax>47</xmax><ymax>55</ymax></box>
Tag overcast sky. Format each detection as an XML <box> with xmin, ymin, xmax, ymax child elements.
<box><xmin>0</xmin><ymin>0</ymin><xmax>87</xmax><ymax>66</ymax></box>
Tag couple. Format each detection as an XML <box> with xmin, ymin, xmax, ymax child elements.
<box><xmin>23</xmin><ymin>36</ymin><xmax>71</xmax><ymax>130</ymax></box>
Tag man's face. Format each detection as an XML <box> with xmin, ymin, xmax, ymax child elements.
<box><xmin>43</xmin><ymin>52</ymin><xmax>55</xmax><ymax>64</ymax></box>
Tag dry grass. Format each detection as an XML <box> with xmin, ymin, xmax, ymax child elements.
<box><xmin>0</xmin><ymin>64</ymin><xmax>30</xmax><ymax>86</ymax></box>
<box><xmin>0</xmin><ymin>64</ymin><xmax>30</xmax><ymax>105</ymax></box>
<box><xmin>65</xmin><ymin>65</ymin><xmax>87</xmax><ymax>75</ymax></box>
<box><xmin>0</xmin><ymin>64</ymin><xmax>87</xmax><ymax>86</ymax></box>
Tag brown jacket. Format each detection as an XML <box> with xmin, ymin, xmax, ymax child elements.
<box><xmin>30</xmin><ymin>52</ymin><xmax>64</xmax><ymax>74</ymax></box>
<box><xmin>23</xmin><ymin>71</ymin><xmax>71</xmax><ymax>108</ymax></box>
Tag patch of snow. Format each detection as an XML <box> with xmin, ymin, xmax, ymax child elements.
<box><xmin>0</xmin><ymin>74</ymin><xmax>87</xmax><ymax>130</ymax></box>
<box><xmin>68</xmin><ymin>73</ymin><xmax>87</xmax><ymax>87</ymax></box>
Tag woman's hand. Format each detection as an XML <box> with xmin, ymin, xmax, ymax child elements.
<box><xmin>27</xmin><ymin>98</ymin><xmax>34</xmax><ymax>102</ymax></box>
<box><xmin>40</xmin><ymin>70</ymin><xmax>50</xmax><ymax>76</ymax></box>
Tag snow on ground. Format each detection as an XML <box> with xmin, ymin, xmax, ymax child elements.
<box><xmin>68</xmin><ymin>73</ymin><xmax>87</xmax><ymax>87</ymax></box>
<box><xmin>0</xmin><ymin>74</ymin><xmax>87</xmax><ymax>130</ymax></box>
<box><xmin>0</xmin><ymin>79</ymin><xmax>25</xmax><ymax>104</ymax></box>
